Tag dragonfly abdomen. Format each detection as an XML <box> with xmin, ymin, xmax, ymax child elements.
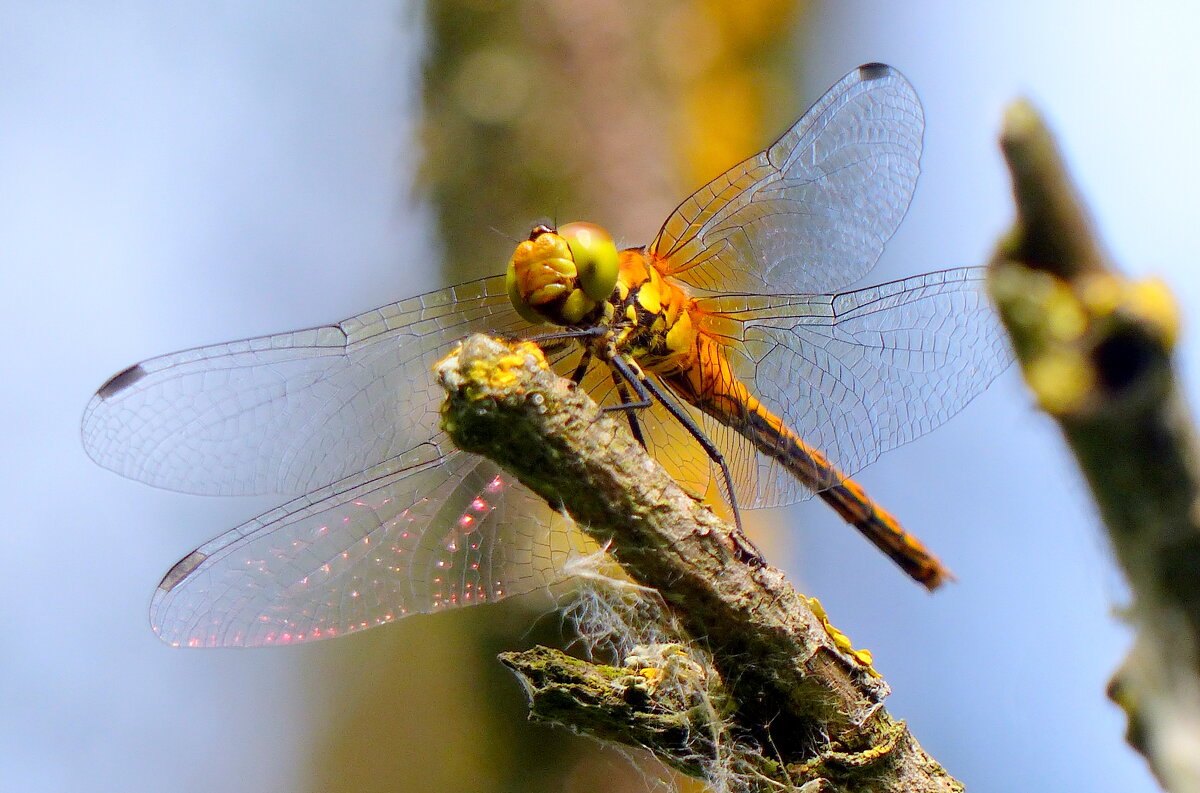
<box><xmin>816</xmin><ymin>480</ymin><xmax>950</xmax><ymax>590</ymax></box>
<box><xmin>664</xmin><ymin>334</ymin><xmax>951</xmax><ymax>590</ymax></box>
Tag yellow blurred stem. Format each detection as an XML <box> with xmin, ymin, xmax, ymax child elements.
<box><xmin>988</xmin><ymin>100</ymin><xmax>1200</xmax><ymax>793</ymax></box>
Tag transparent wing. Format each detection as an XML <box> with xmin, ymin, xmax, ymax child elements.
<box><xmin>82</xmin><ymin>276</ymin><xmax>526</xmax><ymax>496</ymax></box>
<box><xmin>690</xmin><ymin>268</ymin><xmax>1012</xmax><ymax>508</ymax></box>
<box><xmin>650</xmin><ymin>63</ymin><xmax>922</xmax><ymax>295</ymax></box>
<box><xmin>151</xmin><ymin>440</ymin><xmax>594</xmax><ymax>647</ymax></box>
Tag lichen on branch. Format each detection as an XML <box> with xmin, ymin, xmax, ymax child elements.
<box><xmin>436</xmin><ymin>334</ymin><xmax>961</xmax><ymax>793</ymax></box>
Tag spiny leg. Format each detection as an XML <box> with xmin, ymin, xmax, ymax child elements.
<box><xmin>521</xmin><ymin>330</ymin><xmax>760</xmax><ymax>565</ymax></box>
<box><xmin>564</xmin><ymin>345</ymin><xmax>649</xmax><ymax>449</ymax></box>
<box><xmin>607</xmin><ymin>355</ymin><xmax>762</xmax><ymax>566</ymax></box>
<box><xmin>604</xmin><ymin>368</ymin><xmax>648</xmax><ymax>448</ymax></box>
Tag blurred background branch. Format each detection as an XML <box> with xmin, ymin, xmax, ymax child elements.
<box><xmin>988</xmin><ymin>101</ymin><xmax>1200</xmax><ymax>793</ymax></box>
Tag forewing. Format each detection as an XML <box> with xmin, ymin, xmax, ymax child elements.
<box><xmin>150</xmin><ymin>441</ymin><xmax>592</xmax><ymax>647</ymax></box>
<box><xmin>693</xmin><ymin>268</ymin><xmax>1012</xmax><ymax>508</ymax></box>
<box><xmin>83</xmin><ymin>276</ymin><xmax>525</xmax><ymax>495</ymax></box>
<box><xmin>650</xmin><ymin>63</ymin><xmax>923</xmax><ymax>294</ymax></box>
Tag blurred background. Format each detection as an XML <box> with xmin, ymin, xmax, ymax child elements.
<box><xmin>3</xmin><ymin>1</ymin><xmax>1196</xmax><ymax>791</ymax></box>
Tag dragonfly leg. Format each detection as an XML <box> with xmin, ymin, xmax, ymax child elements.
<box><xmin>527</xmin><ymin>326</ymin><xmax>607</xmax><ymax>346</ymax></box>
<box><xmin>568</xmin><ymin>347</ymin><xmax>594</xmax><ymax>385</ymax></box>
<box><xmin>566</xmin><ymin>347</ymin><xmax>650</xmax><ymax>448</ymax></box>
<box><xmin>608</xmin><ymin>356</ymin><xmax>763</xmax><ymax>567</ymax></box>
<box><xmin>605</xmin><ymin>370</ymin><xmax>648</xmax><ymax>448</ymax></box>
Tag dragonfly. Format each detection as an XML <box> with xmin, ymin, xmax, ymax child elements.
<box><xmin>84</xmin><ymin>63</ymin><xmax>1010</xmax><ymax>648</ymax></box>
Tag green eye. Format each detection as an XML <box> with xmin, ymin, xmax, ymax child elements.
<box><xmin>559</xmin><ymin>221</ymin><xmax>619</xmax><ymax>302</ymax></box>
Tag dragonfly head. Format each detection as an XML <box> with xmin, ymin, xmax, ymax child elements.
<box><xmin>506</xmin><ymin>222</ymin><xmax>619</xmax><ymax>326</ymax></box>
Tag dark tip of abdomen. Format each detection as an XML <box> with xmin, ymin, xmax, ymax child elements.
<box><xmin>97</xmin><ymin>364</ymin><xmax>147</xmax><ymax>398</ymax></box>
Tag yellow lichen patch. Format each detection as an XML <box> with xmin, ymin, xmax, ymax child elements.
<box><xmin>1078</xmin><ymin>272</ymin><xmax>1123</xmax><ymax>318</ymax></box>
<box><xmin>486</xmin><ymin>353</ymin><xmax>523</xmax><ymax>387</ymax></box>
<box><xmin>1041</xmin><ymin>281</ymin><xmax>1089</xmax><ymax>343</ymax></box>
<box><xmin>990</xmin><ymin>263</ymin><xmax>1062</xmax><ymax>346</ymax></box>
<box><xmin>1074</xmin><ymin>273</ymin><xmax>1178</xmax><ymax>348</ymax></box>
<box><xmin>805</xmin><ymin>596</ymin><xmax>880</xmax><ymax>678</ymax></box>
<box><xmin>501</xmin><ymin>341</ymin><xmax>547</xmax><ymax>375</ymax></box>
<box><xmin>993</xmin><ymin>264</ymin><xmax>1086</xmax><ymax>343</ymax></box>
<box><xmin>993</xmin><ymin>261</ymin><xmax>1183</xmax><ymax>416</ymax></box>
<box><xmin>441</xmin><ymin>340</ymin><xmax>548</xmax><ymax>402</ymax></box>
<box><xmin>1126</xmin><ymin>277</ymin><xmax>1180</xmax><ymax>347</ymax></box>
<box><xmin>1073</xmin><ymin>272</ymin><xmax>1179</xmax><ymax>348</ymax></box>
<box><xmin>1026</xmin><ymin>348</ymin><xmax>1095</xmax><ymax>415</ymax></box>
<box><xmin>622</xmin><ymin>643</ymin><xmax>706</xmax><ymax>694</ymax></box>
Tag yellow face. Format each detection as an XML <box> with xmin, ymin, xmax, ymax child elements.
<box><xmin>506</xmin><ymin>222</ymin><xmax>619</xmax><ymax>326</ymax></box>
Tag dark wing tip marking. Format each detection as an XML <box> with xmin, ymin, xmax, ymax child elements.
<box><xmin>97</xmin><ymin>364</ymin><xmax>147</xmax><ymax>399</ymax></box>
<box><xmin>158</xmin><ymin>550</ymin><xmax>208</xmax><ymax>593</ymax></box>
<box><xmin>857</xmin><ymin>62</ymin><xmax>893</xmax><ymax>80</ymax></box>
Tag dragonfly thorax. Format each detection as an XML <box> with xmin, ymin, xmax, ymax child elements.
<box><xmin>609</xmin><ymin>249</ymin><xmax>701</xmax><ymax>377</ymax></box>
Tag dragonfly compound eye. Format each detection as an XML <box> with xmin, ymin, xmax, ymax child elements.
<box><xmin>506</xmin><ymin>231</ymin><xmax>575</xmax><ymax>324</ymax></box>
<box><xmin>559</xmin><ymin>221</ymin><xmax>619</xmax><ymax>303</ymax></box>
<box><xmin>507</xmin><ymin>223</ymin><xmax>618</xmax><ymax>325</ymax></box>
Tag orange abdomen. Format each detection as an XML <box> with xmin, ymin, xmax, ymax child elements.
<box><xmin>661</xmin><ymin>332</ymin><xmax>951</xmax><ymax>589</ymax></box>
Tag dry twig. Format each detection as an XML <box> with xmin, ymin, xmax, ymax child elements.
<box><xmin>436</xmin><ymin>335</ymin><xmax>961</xmax><ymax>792</ymax></box>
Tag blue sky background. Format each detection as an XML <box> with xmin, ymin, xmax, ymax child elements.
<box><xmin>4</xmin><ymin>2</ymin><xmax>1196</xmax><ymax>791</ymax></box>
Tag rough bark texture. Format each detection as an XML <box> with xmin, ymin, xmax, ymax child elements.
<box><xmin>988</xmin><ymin>100</ymin><xmax>1200</xmax><ymax>793</ymax></box>
<box><xmin>437</xmin><ymin>335</ymin><xmax>961</xmax><ymax>792</ymax></box>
